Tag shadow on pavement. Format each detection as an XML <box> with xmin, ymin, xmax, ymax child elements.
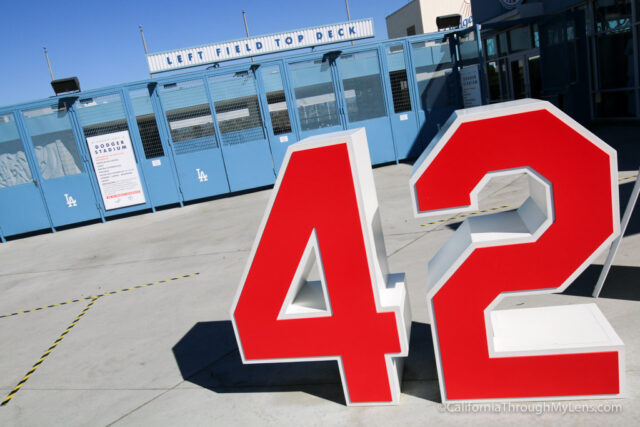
<box><xmin>172</xmin><ymin>320</ymin><xmax>441</xmax><ymax>406</ymax></box>
<box><xmin>563</xmin><ymin>264</ymin><xmax>640</xmax><ymax>301</ymax></box>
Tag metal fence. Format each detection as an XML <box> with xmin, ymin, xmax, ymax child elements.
<box><xmin>0</xmin><ymin>28</ymin><xmax>481</xmax><ymax>241</ymax></box>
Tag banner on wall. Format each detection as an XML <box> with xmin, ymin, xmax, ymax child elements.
<box><xmin>460</xmin><ymin>65</ymin><xmax>482</xmax><ymax>108</ymax></box>
<box><xmin>86</xmin><ymin>131</ymin><xmax>146</xmax><ymax>210</ymax></box>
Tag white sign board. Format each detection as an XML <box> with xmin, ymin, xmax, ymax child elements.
<box><xmin>147</xmin><ymin>18</ymin><xmax>375</xmax><ymax>74</ymax></box>
<box><xmin>460</xmin><ymin>65</ymin><xmax>482</xmax><ymax>108</ymax></box>
<box><xmin>86</xmin><ymin>131</ymin><xmax>146</xmax><ymax>210</ymax></box>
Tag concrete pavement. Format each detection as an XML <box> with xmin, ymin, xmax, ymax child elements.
<box><xmin>0</xmin><ymin>161</ymin><xmax>638</xmax><ymax>426</ymax></box>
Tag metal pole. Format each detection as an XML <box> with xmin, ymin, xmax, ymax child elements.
<box><xmin>243</xmin><ymin>10</ymin><xmax>254</xmax><ymax>62</ymax></box>
<box><xmin>139</xmin><ymin>25</ymin><xmax>153</xmax><ymax>78</ymax></box>
<box><xmin>346</xmin><ymin>0</ymin><xmax>353</xmax><ymax>45</ymax></box>
<box><xmin>593</xmin><ymin>168</ymin><xmax>640</xmax><ymax>297</ymax></box>
<box><xmin>139</xmin><ymin>25</ymin><xmax>149</xmax><ymax>54</ymax></box>
<box><xmin>43</xmin><ymin>47</ymin><xmax>54</xmax><ymax>81</ymax></box>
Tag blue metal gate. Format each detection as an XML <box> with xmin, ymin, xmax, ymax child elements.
<box><xmin>208</xmin><ymin>70</ymin><xmax>275</xmax><ymax>191</ymax></box>
<box><xmin>0</xmin><ymin>112</ymin><xmax>51</xmax><ymax>238</ymax></box>
<box><xmin>20</xmin><ymin>101</ymin><xmax>102</xmax><ymax>227</ymax></box>
<box><xmin>257</xmin><ymin>64</ymin><xmax>298</xmax><ymax>174</ymax></box>
<box><xmin>157</xmin><ymin>79</ymin><xmax>230</xmax><ymax>201</ymax></box>
<box><xmin>336</xmin><ymin>49</ymin><xmax>396</xmax><ymax>164</ymax></box>
<box><xmin>124</xmin><ymin>86</ymin><xmax>182</xmax><ymax>208</ymax></box>
<box><xmin>381</xmin><ymin>42</ymin><xmax>421</xmax><ymax>159</ymax></box>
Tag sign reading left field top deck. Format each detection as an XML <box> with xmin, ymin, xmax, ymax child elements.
<box><xmin>146</xmin><ymin>18</ymin><xmax>375</xmax><ymax>74</ymax></box>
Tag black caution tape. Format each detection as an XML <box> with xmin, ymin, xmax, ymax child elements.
<box><xmin>0</xmin><ymin>272</ymin><xmax>200</xmax><ymax>407</ymax></box>
<box><xmin>0</xmin><ymin>273</ymin><xmax>199</xmax><ymax>319</ymax></box>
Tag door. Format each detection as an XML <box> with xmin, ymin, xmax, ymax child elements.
<box><xmin>0</xmin><ymin>112</ymin><xmax>51</xmax><ymax>236</ymax></box>
<box><xmin>76</xmin><ymin>93</ymin><xmax>152</xmax><ymax>216</ymax></box>
<box><xmin>258</xmin><ymin>64</ymin><xmax>298</xmax><ymax>174</ymax></box>
<box><xmin>382</xmin><ymin>43</ymin><xmax>421</xmax><ymax>159</ymax></box>
<box><xmin>508</xmin><ymin>51</ymin><xmax>542</xmax><ymax>100</ymax></box>
<box><xmin>410</xmin><ymin>38</ymin><xmax>457</xmax><ymax>155</ymax></box>
<box><xmin>157</xmin><ymin>79</ymin><xmax>229</xmax><ymax>201</ymax></box>
<box><xmin>208</xmin><ymin>70</ymin><xmax>275</xmax><ymax>192</ymax></box>
<box><xmin>288</xmin><ymin>57</ymin><xmax>345</xmax><ymax>140</ymax></box>
<box><xmin>125</xmin><ymin>86</ymin><xmax>182</xmax><ymax>207</ymax></box>
<box><xmin>21</xmin><ymin>101</ymin><xmax>102</xmax><ymax>227</ymax></box>
<box><xmin>336</xmin><ymin>49</ymin><xmax>396</xmax><ymax>164</ymax></box>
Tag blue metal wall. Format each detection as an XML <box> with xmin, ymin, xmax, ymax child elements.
<box><xmin>0</xmin><ymin>28</ymin><xmax>480</xmax><ymax>241</ymax></box>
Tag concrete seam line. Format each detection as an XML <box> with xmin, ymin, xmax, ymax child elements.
<box><xmin>0</xmin><ymin>273</ymin><xmax>200</xmax><ymax>319</ymax></box>
<box><xmin>1</xmin><ymin>296</ymin><xmax>100</xmax><ymax>407</ymax></box>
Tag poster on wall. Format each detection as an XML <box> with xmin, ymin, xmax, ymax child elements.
<box><xmin>460</xmin><ymin>65</ymin><xmax>482</xmax><ymax>108</ymax></box>
<box><xmin>86</xmin><ymin>130</ymin><xmax>146</xmax><ymax>210</ymax></box>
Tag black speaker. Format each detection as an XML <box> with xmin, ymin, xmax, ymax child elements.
<box><xmin>51</xmin><ymin>77</ymin><xmax>81</xmax><ymax>95</ymax></box>
<box><xmin>436</xmin><ymin>14</ymin><xmax>462</xmax><ymax>31</ymax></box>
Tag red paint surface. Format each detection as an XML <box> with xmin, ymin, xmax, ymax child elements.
<box><xmin>234</xmin><ymin>143</ymin><xmax>401</xmax><ymax>403</ymax></box>
<box><xmin>415</xmin><ymin>110</ymin><xmax>620</xmax><ymax>400</ymax></box>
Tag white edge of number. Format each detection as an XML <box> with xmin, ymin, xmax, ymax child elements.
<box><xmin>229</xmin><ymin>127</ymin><xmax>411</xmax><ymax>406</ymax></box>
<box><xmin>409</xmin><ymin>98</ymin><xmax>624</xmax><ymax>403</ymax></box>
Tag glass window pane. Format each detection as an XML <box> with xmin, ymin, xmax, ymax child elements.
<box><xmin>459</xmin><ymin>31</ymin><xmax>480</xmax><ymax>66</ymax></box>
<box><xmin>23</xmin><ymin>105</ymin><xmax>83</xmax><ymax>180</ymax></box>
<box><xmin>508</xmin><ymin>26</ymin><xmax>532</xmax><ymax>52</ymax></box>
<box><xmin>486</xmin><ymin>61</ymin><xmax>501</xmax><ymax>100</ymax></box>
<box><xmin>510</xmin><ymin>58</ymin><xmax>526</xmax><ymax>99</ymax></box>
<box><xmin>485</xmin><ymin>36</ymin><xmax>498</xmax><ymax>58</ymax></box>
<box><xmin>499</xmin><ymin>32</ymin><xmax>508</xmax><ymax>55</ymax></box>
<box><xmin>209</xmin><ymin>72</ymin><xmax>265</xmax><ymax>145</ymax></box>
<box><xmin>594</xmin><ymin>0</ymin><xmax>631</xmax><ymax>32</ymax></box>
<box><xmin>158</xmin><ymin>79</ymin><xmax>217</xmax><ymax>155</ymax></box>
<box><xmin>411</xmin><ymin>40</ymin><xmax>454</xmax><ymax>111</ymax></box>
<box><xmin>386</xmin><ymin>45</ymin><xmax>412</xmax><ymax>113</ymax></box>
<box><xmin>0</xmin><ymin>113</ymin><xmax>33</xmax><ymax>188</ymax></box>
<box><xmin>261</xmin><ymin>65</ymin><xmax>292</xmax><ymax>135</ymax></box>
<box><xmin>594</xmin><ymin>90</ymin><xmax>635</xmax><ymax>117</ymax></box>
<box><xmin>596</xmin><ymin>28</ymin><xmax>634</xmax><ymax>89</ymax></box>
<box><xmin>339</xmin><ymin>50</ymin><xmax>387</xmax><ymax>123</ymax></box>
<box><xmin>290</xmin><ymin>59</ymin><xmax>340</xmax><ymax>131</ymax></box>
<box><xmin>129</xmin><ymin>88</ymin><xmax>164</xmax><ymax>159</ymax></box>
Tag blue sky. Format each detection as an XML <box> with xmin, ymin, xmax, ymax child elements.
<box><xmin>0</xmin><ymin>0</ymin><xmax>411</xmax><ymax>107</ymax></box>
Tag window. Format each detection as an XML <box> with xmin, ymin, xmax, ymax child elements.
<box><xmin>411</xmin><ymin>40</ymin><xmax>454</xmax><ymax>111</ymax></box>
<box><xmin>339</xmin><ymin>50</ymin><xmax>387</xmax><ymax>122</ymax></box>
<box><xmin>158</xmin><ymin>79</ymin><xmax>217</xmax><ymax>154</ymax></box>
<box><xmin>23</xmin><ymin>105</ymin><xmax>83</xmax><ymax>179</ymax></box>
<box><xmin>407</xmin><ymin>25</ymin><xmax>416</xmax><ymax>36</ymax></box>
<box><xmin>386</xmin><ymin>45</ymin><xmax>412</xmax><ymax>113</ymax></box>
<box><xmin>208</xmin><ymin>72</ymin><xmax>265</xmax><ymax>146</ymax></box>
<box><xmin>129</xmin><ymin>87</ymin><xmax>164</xmax><ymax>159</ymax></box>
<box><xmin>261</xmin><ymin>65</ymin><xmax>292</xmax><ymax>135</ymax></box>
<box><xmin>290</xmin><ymin>59</ymin><xmax>340</xmax><ymax>131</ymax></box>
<box><xmin>0</xmin><ymin>113</ymin><xmax>33</xmax><ymax>188</ymax></box>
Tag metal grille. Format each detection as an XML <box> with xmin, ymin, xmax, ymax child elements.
<box><xmin>265</xmin><ymin>91</ymin><xmax>292</xmax><ymax>135</ymax></box>
<box><xmin>389</xmin><ymin>70</ymin><xmax>412</xmax><ymax>113</ymax></box>
<box><xmin>136</xmin><ymin>114</ymin><xmax>164</xmax><ymax>158</ymax></box>
<box><xmin>159</xmin><ymin>80</ymin><xmax>217</xmax><ymax>155</ymax></box>
<box><xmin>209</xmin><ymin>73</ymin><xmax>265</xmax><ymax>146</ymax></box>
<box><xmin>82</xmin><ymin>119</ymin><xmax>128</xmax><ymax>138</ymax></box>
<box><xmin>129</xmin><ymin>88</ymin><xmax>165</xmax><ymax>159</ymax></box>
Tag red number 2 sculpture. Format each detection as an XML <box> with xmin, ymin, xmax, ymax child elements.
<box><xmin>410</xmin><ymin>99</ymin><xmax>624</xmax><ymax>402</ymax></box>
